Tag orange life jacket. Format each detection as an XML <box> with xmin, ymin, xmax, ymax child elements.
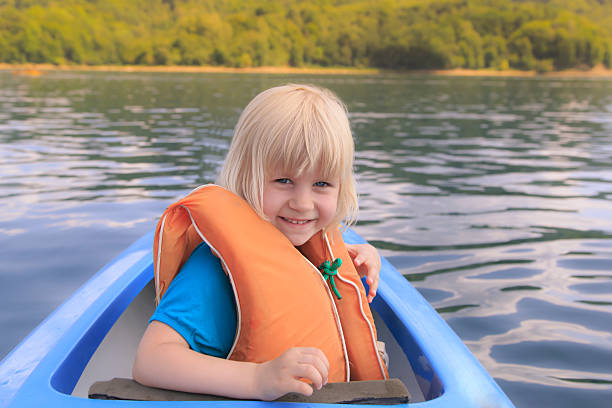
<box><xmin>153</xmin><ymin>184</ymin><xmax>388</xmax><ymax>381</ymax></box>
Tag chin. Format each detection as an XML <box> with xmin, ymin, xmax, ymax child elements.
<box><xmin>285</xmin><ymin>231</ymin><xmax>316</xmax><ymax>246</ymax></box>
<box><xmin>289</xmin><ymin>237</ymin><xmax>309</xmax><ymax>246</ymax></box>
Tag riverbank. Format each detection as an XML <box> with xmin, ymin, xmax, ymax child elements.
<box><xmin>2</xmin><ymin>64</ymin><xmax>379</xmax><ymax>76</ymax></box>
<box><xmin>3</xmin><ymin>63</ymin><xmax>612</xmax><ymax>78</ymax></box>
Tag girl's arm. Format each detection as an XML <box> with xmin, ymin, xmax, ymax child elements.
<box><xmin>132</xmin><ymin>321</ymin><xmax>329</xmax><ymax>401</ymax></box>
<box><xmin>346</xmin><ymin>243</ymin><xmax>381</xmax><ymax>303</ymax></box>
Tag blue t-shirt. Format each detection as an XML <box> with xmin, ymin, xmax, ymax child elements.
<box><xmin>150</xmin><ymin>242</ymin><xmax>237</xmax><ymax>358</ymax></box>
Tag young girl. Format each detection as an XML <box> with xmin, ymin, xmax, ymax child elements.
<box><xmin>133</xmin><ymin>84</ymin><xmax>387</xmax><ymax>401</ymax></box>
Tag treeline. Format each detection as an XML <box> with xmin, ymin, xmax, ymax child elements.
<box><xmin>1</xmin><ymin>0</ymin><xmax>612</xmax><ymax>71</ymax></box>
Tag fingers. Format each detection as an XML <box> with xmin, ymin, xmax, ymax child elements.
<box><xmin>347</xmin><ymin>245</ymin><xmax>382</xmax><ymax>302</ymax></box>
<box><xmin>295</xmin><ymin>361</ymin><xmax>325</xmax><ymax>390</ymax></box>
<box><xmin>348</xmin><ymin>244</ymin><xmax>369</xmax><ymax>264</ymax></box>
<box><xmin>257</xmin><ymin>347</ymin><xmax>330</xmax><ymax>400</ymax></box>
<box><xmin>290</xmin><ymin>380</ymin><xmax>314</xmax><ymax>397</ymax></box>
<box><xmin>348</xmin><ymin>244</ymin><xmax>380</xmax><ymax>273</ymax></box>
<box><xmin>367</xmin><ymin>270</ymin><xmax>380</xmax><ymax>303</ymax></box>
<box><xmin>353</xmin><ymin>253</ymin><xmax>365</xmax><ymax>268</ymax></box>
<box><xmin>367</xmin><ymin>274</ymin><xmax>379</xmax><ymax>303</ymax></box>
<box><xmin>296</xmin><ymin>347</ymin><xmax>329</xmax><ymax>389</ymax></box>
<box><xmin>348</xmin><ymin>244</ymin><xmax>381</xmax><ymax>302</ymax></box>
<box><xmin>346</xmin><ymin>244</ymin><xmax>358</xmax><ymax>258</ymax></box>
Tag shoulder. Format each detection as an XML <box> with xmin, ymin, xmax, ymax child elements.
<box><xmin>150</xmin><ymin>241</ymin><xmax>237</xmax><ymax>356</ymax></box>
<box><xmin>156</xmin><ymin>241</ymin><xmax>229</xmax><ymax>306</ymax></box>
<box><xmin>182</xmin><ymin>241</ymin><xmax>221</xmax><ymax>271</ymax></box>
<box><xmin>170</xmin><ymin>242</ymin><xmax>224</xmax><ymax>286</ymax></box>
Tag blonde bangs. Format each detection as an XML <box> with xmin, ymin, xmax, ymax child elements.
<box><xmin>262</xmin><ymin>97</ymin><xmax>346</xmax><ymax>183</ymax></box>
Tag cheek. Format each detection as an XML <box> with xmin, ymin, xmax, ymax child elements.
<box><xmin>262</xmin><ymin>201</ymin><xmax>273</xmax><ymax>221</ymax></box>
<box><xmin>262</xmin><ymin>186</ymin><xmax>283</xmax><ymax>220</ymax></box>
<box><xmin>321</xmin><ymin>195</ymin><xmax>339</xmax><ymax>222</ymax></box>
<box><xmin>261</xmin><ymin>187</ymin><xmax>275</xmax><ymax>220</ymax></box>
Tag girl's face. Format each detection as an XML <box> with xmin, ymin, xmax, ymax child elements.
<box><xmin>263</xmin><ymin>167</ymin><xmax>339</xmax><ymax>246</ymax></box>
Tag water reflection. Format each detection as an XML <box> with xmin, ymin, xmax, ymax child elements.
<box><xmin>350</xmin><ymin>75</ymin><xmax>612</xmax><ymax>406</ymax></box>
<box><xmin>1</xmin><ymin>72</ymin><xmax>612</xmax><ymax>406</ymax></box>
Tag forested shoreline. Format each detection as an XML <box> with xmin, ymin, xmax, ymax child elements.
<box><xmin>1</xmin><ymin>0</ymin><xmax>612</xmax><ymax>72</ymax></box>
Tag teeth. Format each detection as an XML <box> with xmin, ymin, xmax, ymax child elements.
<box><xmin>283</xmin><ymin>217</ymin><xmax>309</xmax><ymax>225</ymax></box>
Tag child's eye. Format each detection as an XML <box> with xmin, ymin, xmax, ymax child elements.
<box><xmin>275</xmin><ymin>178</ymin><xmax>292</xmax><ymax>184</ymax></box>
<box><xmin>314</xmin><ymin>181</ymin><xmax>330</xmax><ymax>187</ymax></box>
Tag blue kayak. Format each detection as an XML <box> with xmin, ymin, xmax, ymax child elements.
<box><xmin>0</xmin><ymin>228</ymin><xmax>515</xmax><ymax>407</ymax></box>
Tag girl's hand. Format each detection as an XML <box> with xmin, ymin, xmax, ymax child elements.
<box><xmin>255</xmin><ymin>347</ymin><xmax>329</xmax><ymax>401</ymax></box>
<box><xmin>346</xmin><ymin>243</ymin><xmax>381</xmax><ymax>303</ymax></box>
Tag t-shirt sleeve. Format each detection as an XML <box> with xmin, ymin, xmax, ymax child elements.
<box><xmin>150</xmin><ymin>242</ymin><xmax>237</xmax><ymax>358</ymax></box>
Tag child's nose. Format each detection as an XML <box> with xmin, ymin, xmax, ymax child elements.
<box><xmin>289</xmin><ymin>188</ymin><xmax>314</xmax><ymax>211</ymax></box>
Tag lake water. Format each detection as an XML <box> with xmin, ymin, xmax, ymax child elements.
<box><xmin>1</xmin><ymin>71</ymin><xmax>611</xmax><ymax>407</ymax></box>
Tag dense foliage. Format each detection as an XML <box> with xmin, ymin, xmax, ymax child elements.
<box><xmin>1</xmin><ymin>0</ymin><xmax>611</xmax><ymax>71</ymax></box>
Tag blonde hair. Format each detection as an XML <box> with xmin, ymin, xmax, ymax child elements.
<box><xmin>217</xmin><ymin>84</ymin><xmax>358</xmax><ymax>232</ymax></box>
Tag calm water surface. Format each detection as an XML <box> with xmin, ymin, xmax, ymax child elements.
<box><xmin>1</xmin><ymin>71</ymin><xmax>611</xmax><ymax>407</ymax></box>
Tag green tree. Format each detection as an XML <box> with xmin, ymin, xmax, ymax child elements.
<box><xmin>1</xmin><ymin>0</ymin><xmax>611</xmax><ymax>70</ymax></box>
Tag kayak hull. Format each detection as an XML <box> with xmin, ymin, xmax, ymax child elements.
<box><xmin>0</xmin><ymin>229</ymin><xmax>514</xmax><ymax>407</ymax></box>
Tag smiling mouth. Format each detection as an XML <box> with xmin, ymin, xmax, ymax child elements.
<box><xmin>280</xmin><ymin>216</ymin><xmax>312</xmax><ymax>225</ymax></box>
